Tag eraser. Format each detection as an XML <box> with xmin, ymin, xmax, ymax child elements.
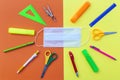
<box><xmin>8</xmin><ymin>27</ymin><xmax>35</xmax><ymax>36</ymax></box>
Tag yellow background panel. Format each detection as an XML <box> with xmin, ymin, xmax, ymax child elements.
<box><xmin>64</xmin><ymin>0</ymin><xmax>120</xmax><ymax>80</ymax></box>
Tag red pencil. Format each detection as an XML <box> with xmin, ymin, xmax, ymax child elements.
<box><xmin>69</xmin><ymin>51</ymin><xmax>79</xmax><ymax>77</ymax></box>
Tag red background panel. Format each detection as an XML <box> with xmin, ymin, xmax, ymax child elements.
<box><xmin>0</xmin><ymin>0</ymin><xmax>63</xmax><ymax>80</ymax></box>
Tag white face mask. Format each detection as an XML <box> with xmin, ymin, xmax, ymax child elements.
<box><xmin>34</xmin><ymin>27</ymin><xmax>90</xmax><ymax>48</ymax></box>
<box><xmin>43</xmin><ymin>28</ymin><xmax>81</xmax><ymax>47</ymax></box>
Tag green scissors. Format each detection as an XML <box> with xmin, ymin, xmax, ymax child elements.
<box><xmin>41</xmin><ymin>50</ymin><xmax>57</xmax><ymax>78</ymax></box>
<box><xmin>92</xmin><ymin>28</ymin><xmax>117</xmax><ymax>40</ymax></box>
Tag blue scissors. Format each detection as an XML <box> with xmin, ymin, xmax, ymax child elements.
<box><xmin>41</xmin><ymin>50</ymin><xmax>57</xmax><ymax>78</ymax></box>
<box><xmin>92</xmin><ymin>28</ymin><xmax>117</xmax><ymax>40</ymax></box>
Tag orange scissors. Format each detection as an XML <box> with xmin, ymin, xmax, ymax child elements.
<box><xmin>41</xmin><ymin>50</ymin><xmax>57</xmax><ymax>78</ymax></box>
<box><xmin>92</xmin><ymin>28</ymin><xmax>117</xmax><ymax>40</ymax></box>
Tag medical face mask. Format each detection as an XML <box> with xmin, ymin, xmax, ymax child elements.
<box><xmin>34</xmin><ymin>27</ymin><xmax>90</xmax><ymax>48</ymax></box>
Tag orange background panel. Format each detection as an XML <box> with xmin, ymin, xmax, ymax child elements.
<box><xmin>0</xmin><ymin>0</ymin><xmax>63</xmax><ymax>80</ymax></box>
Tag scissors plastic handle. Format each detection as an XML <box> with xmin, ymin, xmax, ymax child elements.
<box><xmin>47</xmin><ymin>52</ymin><xmax>57</xmax><ymax>66</ymax></box>
<box><xmin>92</xmin><ymin>28</ymin><xmax>104</xmax><ymax>40</ymax></box>
<box><xmin>44</xmin><ymin>50</ymin><xmax>51</xmax><ymax>64</ymax></box>
<box><xmin>92</xmin><ymin>28</ymin><xmax>104</xmax><ymax>34</ymax></box>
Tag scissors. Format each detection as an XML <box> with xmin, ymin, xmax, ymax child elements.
<box><xmin>41</xmin><ymin>50</ymin><xmax>57</xmax><ymax>78</ymax></box>
<box><xmin>43</xmin><ymin>5</ymin><xmax>56</xmax><ymax>22</ymax></box>
<box><xmin>92</xmin><ymin>28</ymin><xmax>117</xmax><ymax>40</ymax></box>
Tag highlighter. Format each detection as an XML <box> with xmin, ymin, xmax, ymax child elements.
<box><xmin>82</xmin><ymin>49</ymin><xmax>99</xmax><ymax>72</ymax></box>
<box><xmin>71</xmin><ymin>1</ymin><xmax>90</xmax><ymax>23</ymax></box>
<box><xmin>8</xmin><ymin>27</ymin><xmax>35</xmax><ymax>36</ymax></box>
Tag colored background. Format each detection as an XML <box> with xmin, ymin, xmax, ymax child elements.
<box><xmin>64</xmin><ymin>0</ymin><xmax>120</xmax><ymax>80</ymax></box>
<box><xmin>1</xmin><ymin>0</ymin><xmax>120</xmax><ymax>80</ymax></box>
<box><xmin>0</xmin><ymin>0</ymin><xmax>63</xmax><ymax>80</ymax></box>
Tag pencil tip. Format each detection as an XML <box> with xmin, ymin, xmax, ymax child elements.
<box><xmin>41</xmin><ymin>75</ymin><xmax>43</xmax><ymax>78</ymax></box>
<box><xmin>76</xmin><ymin>72</ymin><xmax>79</xmax><ymax>77</ymax></box>
<box><xmin>17</xmin><ymin>71</ymin><xmax>19</xmax><ymax>74</ymax></box>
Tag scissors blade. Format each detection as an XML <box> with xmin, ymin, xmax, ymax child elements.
<box><xmin>104</xmin><ymin>32</ymin><xmax>117</xmax><ymax>35</ymax></box>
<box><xmin>41</xmin><ymin>65</ymin><xmax>48</xmax><ymax>78</ymax></box>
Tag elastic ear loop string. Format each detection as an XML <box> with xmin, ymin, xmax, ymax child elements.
<box><xmin>34</xmin><ymin>27</ymin><xmax>91</xmax><ymax>47</ymax></box>
<box><xmin>34</xmin><ymin>29</ymin><xmax>44</xmax><ymax>47</ymax></box>
<box><xmin>80</xmin><ymin>26</ymin><xmax>91</xmax><ymax>47</ymax></box>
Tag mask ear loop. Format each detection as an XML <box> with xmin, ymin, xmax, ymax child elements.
<box><xmin>80</xmin><ymin>27</ymin><xmax>91</xmax><ymax>47</ymax></box>
<box><xmin>34</xmin><ymin>27</ymin><xmax>91</xmax><ymax>47</ymax></box>
<box><xmin>34</xmin><ymin>28</ymin><xmax>44</xmax><ymax>47</ymax></box>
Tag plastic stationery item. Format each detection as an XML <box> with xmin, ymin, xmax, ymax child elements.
<box><xmin>8</xmin><ymin>27</ymin><xmax>35</xmax><ymax>36</ymax></box>
<box><xmin>92</xmin><ymin>28</ymin><xmax>117</xmax><ymax>40</ymax></box>
<box><xmin>3</xmin><ymin>41</ymin><xmax>34</xmax><ymax>53</ymax></box>
<box><xmin>71</xmin><ymin>1</ymin><xmax>90</xmax><ymax>23</ymax></box>
<box><xmin>17</xmin><ymin>50</ymin><xmax>39</xmax><ymax>74</ymax></box>
<box><xmin>89</xmin><ymin>3</ymin><xmax>116</xmax><ymax>27</ymax></box>
<box><xmin>90</xmin><ymin>45</ymin><xmax>117</xmax><ymax>60</ymax></box>
<box><xmin>19</xmin><ymin>4</ymin><xmax>46</xmax><ymax>26</ymax></box>
<box><xmin>41</xmin><ymin>50</ymin><xmax>57</xmax><ymax>78</ymax></box>
<box><xmin>82</xmin><ymin>49</ymin><xmax>99</xmax><ymax>72</ymax></box>
<box><xmin>69</xmin><ymin>51</ymin><xmax>79</xmax><ymax>77</ymax></box>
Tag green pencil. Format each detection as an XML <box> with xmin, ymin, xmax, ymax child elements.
<box><xmin>3</xmin><ymin>41</ymin><xmax>34</xmax><ymax>53</ymax></box>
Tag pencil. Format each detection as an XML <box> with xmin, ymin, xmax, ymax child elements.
<box><xmin>71</xmin><ymin>1</ymin><xmax>90</xmax><ymax>23</ymax></box>
<box><xmin>3</xmin><ymin>41</ymin><xmax>34</xmax><ymax>53</ymax></box>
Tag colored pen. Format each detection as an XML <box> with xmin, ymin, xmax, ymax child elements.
<box><xmin>17</xmin><ymin>50</ymin><xmax>39</xmax><ymax>74</ymax></box>
<box><xmin>89</xmin><ymin>3</ymin><xmax>116</xmax><ymax>27</ymax></box>
<box><xmin>90</xmin><ymin>45</ymin><xmax>117</xmax><ymax>60</ymax></box>
<box><xmin>82</xmin><ymin>49</ymin><xmax>99</xmax><ymax>72</ymax></box>
<box><xmin>69</xmin><ymin>51</ymin><xmax>79</xmax><ymax>77</ymax></box>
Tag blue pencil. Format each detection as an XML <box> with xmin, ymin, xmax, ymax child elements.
<box><xmin>89</xmin><ymin>3</ymin><xmax>116</xmax><ymax>27</ymax></box>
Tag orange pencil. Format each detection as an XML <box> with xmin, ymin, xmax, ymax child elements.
<box><xmin>71</xmin><ymin>1</ymin><xmax>90</xmax><ymax>23</ymax></box>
